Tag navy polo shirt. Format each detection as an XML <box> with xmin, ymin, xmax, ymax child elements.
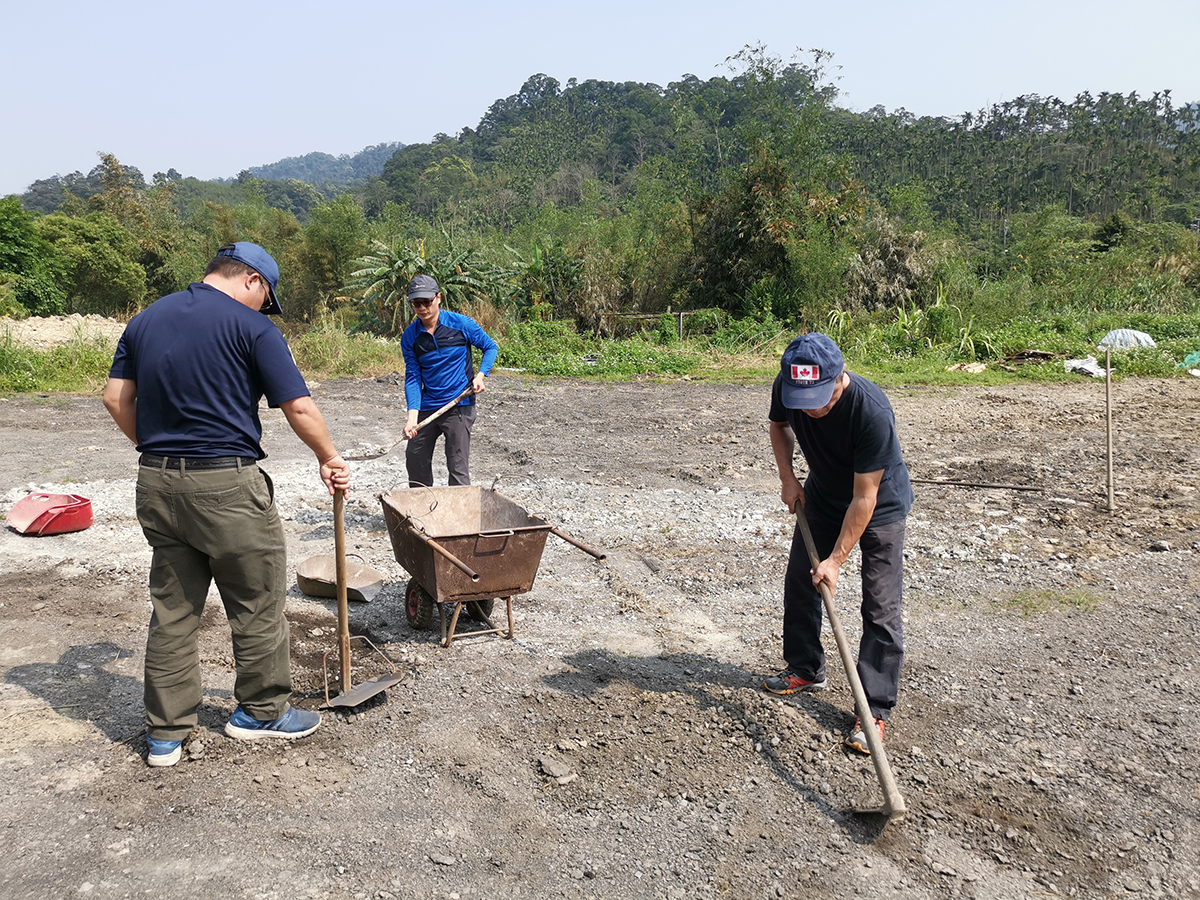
<box><xmin>769</xmin><ymin>372</ymin><xmax>914</xmax><ymax>526</ymax></box>
<box><xmin>109</xmin><ymin>282</ymin><xmax>310</xmax><ymax>458</ymax></box>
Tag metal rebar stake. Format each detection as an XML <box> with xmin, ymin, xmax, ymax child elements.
<box><xmin>1106</xmin><ymin>348</ymin><xmax>1114</xmax><ymax>513</ymax></box>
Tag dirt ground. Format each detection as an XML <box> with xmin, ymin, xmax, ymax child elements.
<box><xmin>0</xmin><ymin>326</ymin><xmax>1198</xmax><ymax>898</ymax></box>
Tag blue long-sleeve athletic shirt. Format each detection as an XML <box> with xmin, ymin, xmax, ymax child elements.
<box><xmin>400</xmin><ymin>309</ymin><xmax>499</xmax><ymax>410</ymax></box>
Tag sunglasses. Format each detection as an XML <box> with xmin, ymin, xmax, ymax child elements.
<box><xmin>411</xmin><ymin>297</ymin><xmax>434</xmax><ymax>309</ymax></box>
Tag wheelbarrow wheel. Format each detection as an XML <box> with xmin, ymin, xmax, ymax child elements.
<box><xmin>466</xmin><ymin>598</ymin><xmax>495</xmax><ymax>622</ymax></box>
<box><xmin>405</xmin><ymin>578</ymin><xmax>435</xmax><ymax>630</ymax></box>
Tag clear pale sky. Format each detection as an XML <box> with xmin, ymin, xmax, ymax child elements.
<box><xmin>3</xmin><ymin>0</ymin><xmax>1198</xmax><ymax>196</ymax></box>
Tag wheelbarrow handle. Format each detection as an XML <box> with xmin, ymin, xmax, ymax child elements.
<box><xmin>407</xmin><ymin>523</ymin><xmax>481</xmax><ymax>582</ymax></box>
<box><xmin>550</xmin><ymin>527</ymin><xmax>607</xmax><ymax>560</ymax></box>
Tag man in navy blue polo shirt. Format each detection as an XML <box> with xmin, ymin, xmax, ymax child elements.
<box><xmin>104</xmin><ymin>242</ymin><xmax>350</xmax><ymax>767</ymax></box>
<box><xmin>762</xmin><ymin>333</ymin><xmax>913</xmax><ymax>756</ymax></box>
<box><xmin>400</xmin><ymin>274</ymin><xmax>498</xmax><ymax>487</ymax></box>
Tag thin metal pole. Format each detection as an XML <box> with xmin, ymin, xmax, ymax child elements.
<box><xmin>1105</xmin><ymin>349</ymin><xmax>1114</xmax><ymax>513</ymax></box>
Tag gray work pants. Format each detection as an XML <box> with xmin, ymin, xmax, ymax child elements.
<box><xmin>782</xmin><ymin>512</ymin><xmax>906</xmax><ymax>721</ymax></box>
<box><xmin>135</xmin><ymin>461</ymin><xmax>291</xmax><ymax>741</ymax></box>
<box><xmin>405</xmin><ymin>404</ymin><xmax>476</xmax><ymax>487</ymax></box>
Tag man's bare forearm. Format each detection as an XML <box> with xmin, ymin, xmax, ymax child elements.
<box><xmin>279</xmin><ymin>396</ymin><xmax>339</xmax><ymax>462</ymax></box>
<box><xmin>102</xmin><ymin>377</ymin><xmax>138</xmax><ymax>444</ymax></box>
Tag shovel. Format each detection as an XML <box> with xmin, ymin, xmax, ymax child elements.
<box><xmin>344</xmin><ymin>386</ymin><xmax>475</xmax><ymax>461</ymax></box>
<box><xmin>320</xmin><ymin>487</ymin><xmax>407</xmax><ymax>708</ymax></box>
<box><xmin>795</xmin><ymin>510</ymin><xmax>907</xmax><ymax>823</ymax></box>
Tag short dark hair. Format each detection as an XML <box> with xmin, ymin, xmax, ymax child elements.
<box><xmin>205</xmin><ymin>255</ymin><xmax>258</xmax><ymax>280</ymax></box>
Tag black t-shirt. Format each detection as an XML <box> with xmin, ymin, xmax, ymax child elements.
<box><xmin>768</xmin><ymin>373</ymin><xmax>913</xmax><ymax>525</ymax></box>
<box><xmin>109</xmin><ymin>283</ymin><xmax>310</xmax><ymax>458</ymax></box>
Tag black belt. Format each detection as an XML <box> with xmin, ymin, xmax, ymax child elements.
<box><xmin>140</xmin><ymin>454</ymin><xmax>258</xmax><ymax>470</ymax></box>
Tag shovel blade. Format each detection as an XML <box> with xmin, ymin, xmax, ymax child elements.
<box><xmin>848</xmin><ymin>799</ymin><xmax>906</xmax><ymax>824</ymax></box>
<box><xmin>323</xmin><ymin>672</ymin><xmax>408</xmax><ymax>709</ymax></box>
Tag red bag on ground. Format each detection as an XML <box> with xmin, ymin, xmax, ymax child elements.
<box><xmin>5</xmin><ymin>493</ymin><xmax>94</xmax><ymax>535</ymax></box>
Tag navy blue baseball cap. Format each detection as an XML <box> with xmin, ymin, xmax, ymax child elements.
<box><xmin>217</xmin><ymin>242</ymin><xmax>282</xmax><ymax>315</ymax></box>
<box><xmin>779</xmin><ymin>333</ymin><xmax>845</xmax><ymax>409</ymax></box>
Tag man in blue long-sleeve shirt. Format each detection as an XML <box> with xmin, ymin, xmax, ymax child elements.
<box><xmin>400</xmin><ymin>274</ymin><xmax>498</xmax><ymax>487</ymax></box>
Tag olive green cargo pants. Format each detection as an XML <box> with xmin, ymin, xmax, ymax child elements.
<box><xmin>135</xmin><ymin>461</ymin><xmax>291</xmax><ymax>741</ymax></box>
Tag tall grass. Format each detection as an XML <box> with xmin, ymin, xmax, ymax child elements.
<box><xmin>499</xmin><ymin>320</ymin><xmax>700</xmax><ymax>377</ymax></box>
<box><xmin>0</xmin><ymin>333</ymin><xmax>114</xmax><ymax>393</ymax></box>
<box><xmin>287</xmin><ymin>322</ymin><xmax>408</xmax><ymax>378</ymax></box>
<box><xmin>5</xmin><ymin>300</ymin><xmax>1200</xmax><ymax>397</ymax></box>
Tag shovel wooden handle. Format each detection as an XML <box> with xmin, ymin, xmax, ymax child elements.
<box><xmin>413</xmin><ymin>385</ymin><xmax>476</xmax><ymax>434</ymax></box>
<box><xmin>334</xmin><ymin>488</ymin><xmax>351</xmax><ymax>693</ymax></box>
<box><xmin>349</xmin><ymin>387</ymin><xmax>477</xmax><ymax>461</ymax></box>
<box><xmin>795</xmin><ymin>510</ymin><xmax>907</xmax><ymax>821</ymax></box>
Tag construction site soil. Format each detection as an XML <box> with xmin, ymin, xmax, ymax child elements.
<box><xmin>0</xmin><ymin>342</ymin><xmax>1197</xmax><ymax>898</ymax></box>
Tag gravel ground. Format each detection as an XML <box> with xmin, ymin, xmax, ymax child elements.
<box><xmin>0</xmin><ymin>336</ymin><xmax>1198</xmax><ymax>898</ymax></box>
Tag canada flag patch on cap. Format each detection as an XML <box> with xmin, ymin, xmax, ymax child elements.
<box><xmin>791</xmin><ymin>364</ymin><xmax>820</xmax><ymax>382</ymax></box>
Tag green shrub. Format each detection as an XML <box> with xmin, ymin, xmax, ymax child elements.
<box><xmin>0</xmin><ymin>277</ymin><xmax>23</xmax><ymax>318</ymax></box>
<box><xmin>287</xmin><ymin>322</ymin><xmax>407</xmax><ymax>378</ymax></box>
<box><xmin>0</xmin><ymin>333</ymin><xmax>114</xmax><ymax>394</ymax></box>
<box><xmin>499</xmin><ymin>319</ymin><xmax>697</xmax><ymax>376</ymax></box>
<box><xmin>654</xmin><ymin>314</ymin><xmax>678</xmax><ymax>345</ymax></box>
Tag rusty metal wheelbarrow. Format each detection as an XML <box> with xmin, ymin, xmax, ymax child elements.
<box><xmin>380</xmin><ymin>486</ymin><xmax>604</xmax><ymax>647</ymax></box>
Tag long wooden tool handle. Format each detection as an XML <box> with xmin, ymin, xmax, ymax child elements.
<box><xmin>407</xmin><ymin>524</ymin><xmax>480</xmax><ymax>581</ymax></box>
<box><xmin>795</xmin><ymin>510</ymin><xmax>907</xmax><ymax>820</ymax></box>
<box><xmin>334</xmin><ymin>488</ymin><xmax>351</xmax><ymax>693</ymax></box>
<box><xmin>550</xmin><ymin>527</ymin><xmax>607</xmax><ymax>559</ymax></box>
<box><xmin>413</xmin><ymin>386</ymin><xmax>475</xmax><ymax>434</ymax></box>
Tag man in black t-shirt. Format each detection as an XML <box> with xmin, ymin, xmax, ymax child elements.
<box><xmin>104</xmin><ymin>242</ymin><xmax>350</xmax><ymax>767</ymax></box>
<box><xmin>763</xmin><ymin>333</ymin><xmax>913</xmax><ymax>755</ymax></box>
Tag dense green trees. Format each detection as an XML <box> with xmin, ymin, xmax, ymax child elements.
<box><xmin>0</xmin><ymin>197</ymin><xmax>66</xmax><ymax>316</ymax></box>
<box><xmin>3</xmin><ymin>51</ymin><xmax>1199</xmax><ymax>350</ymax></box>
<box><xmin>34</xmin><ymin>213</ymin><xmax>147</xmax><ymax>314</ymax></box>
<box><xmin>829</xmin><ymin>91</ymin><xmax>1200</xmax><ymax>232</ymax></box>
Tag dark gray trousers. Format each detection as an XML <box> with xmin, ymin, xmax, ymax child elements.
<box><xmin>782</xmin><ymin>511</ymin><xmax>906</xmax><ymax>721</ymax></box>
<box><xmin>135</xmin><ymin>462</ymin><xmax>291</xmax><ymax>740</ymax></box>
<box><xmin>405</xmin><ymin>404</ymin><xmax>476</xmax><ymax>487</ymax></box>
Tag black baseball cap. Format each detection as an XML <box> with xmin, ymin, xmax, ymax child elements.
<box><xmin>407</xmin><ymin>274</ymin><xmax>440</xmax><ymax>300</ymax></box>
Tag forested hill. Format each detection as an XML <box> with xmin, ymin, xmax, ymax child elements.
<box><xmin>827</xmin><ymin>94</ymin><xmax>1200</xmax><ymax>229</ymax></box>
<box><xmin>18</xmin><ymin>141</ymin><xmax>403</xmax><ymax>216</ymax></box>
<box><xmin>238</xmin><ymin>142</ymin><xmax>404</xmax><ymax>185</ymax></box>
<box><xmin>374</xmin><ymin>70</ymin><xmax>1200</xmax><ymax>236</ymax></box>
<box><xmin>18</xmin><ymin>67</ymin><xmax>1200</xmax><ymax>236</ymax></box>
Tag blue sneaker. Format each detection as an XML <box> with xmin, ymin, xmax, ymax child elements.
<box><xmin>224</xmin><ymin>705</ymin><xmax>321</xmax><ymax>741</ymax></box>
<box><xmin>147</xmin><ymin>736</ymin><xmax>182</xmax><ymax>767</ymax></box>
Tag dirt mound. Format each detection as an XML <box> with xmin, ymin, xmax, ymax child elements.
<box><xmin>1</xmin><ymin>314</ymin><xmax>125</xmax><ymax>349</ymax></box>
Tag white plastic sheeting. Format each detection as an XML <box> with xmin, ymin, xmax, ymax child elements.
<box><xmin>1097</xmin><ymin>329</ymin><xmax>1156</xmax><ymax>349</ymax></box>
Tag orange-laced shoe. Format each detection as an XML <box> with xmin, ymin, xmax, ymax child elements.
<box><xmin>845</xmin><ymin>716</ymin><xmax>885</xmax><ymax>755</ymax></box>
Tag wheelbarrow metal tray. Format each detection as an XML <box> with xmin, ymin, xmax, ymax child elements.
<box><xmin>380</xmin><ymin>486</ymin><xmax>551</xmax><ymax>603</ymax></box>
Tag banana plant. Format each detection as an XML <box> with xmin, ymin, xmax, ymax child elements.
<box><xmin>345</xmin><ymin>230</ymin><xmax>513</xmax><ymax>334</ymax></box>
